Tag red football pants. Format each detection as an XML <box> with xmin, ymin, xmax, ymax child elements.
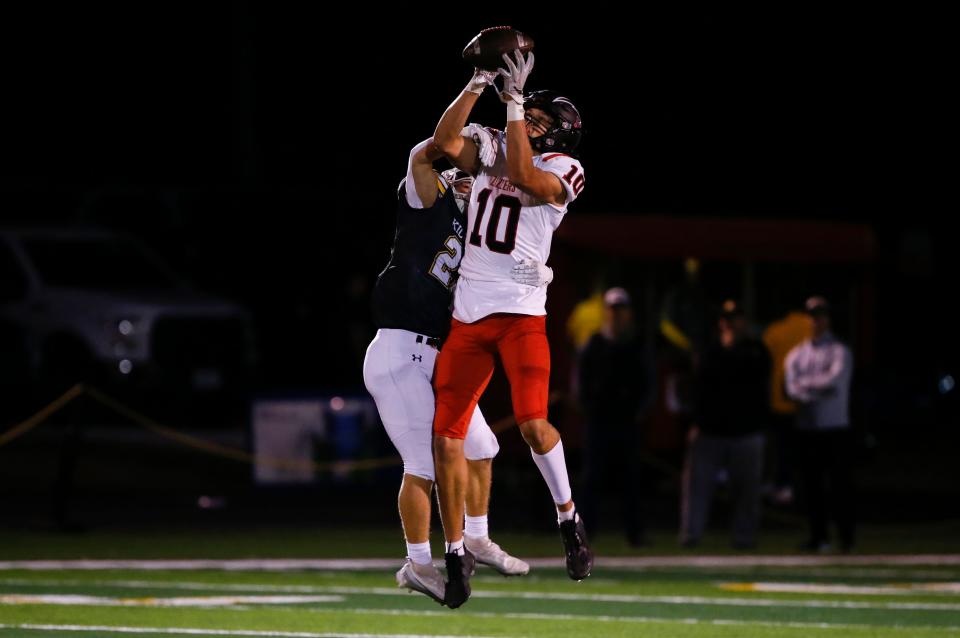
<box><xmin>433</xmin><ymin>314</ymin><xmax>550</xmax><ymax>439</ymax></box>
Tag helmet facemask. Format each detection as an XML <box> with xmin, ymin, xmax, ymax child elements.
<box><xmin>524</xmin><ymin>110</ymin><xmax>554</xmax><ymax>148</ymax></box>
<box><xmin>440</xmin><ymin>168</ymin><xmax>474</xmax><ymax>212</ymax></box>
<box><xmin>523</xmin><ymin>91</ymin><xmax>583</xmax><ymax>154</ymax></box>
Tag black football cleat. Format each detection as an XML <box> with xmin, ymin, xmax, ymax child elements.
<box><xmin>443</xmin><ymin>548</ymin><xmax>475</xmax><ymax>609</ymax></box>
<box><xmin>559</xmin><ymin>512</ymin><xmax>594</xmax><ymax>581</ymax></box>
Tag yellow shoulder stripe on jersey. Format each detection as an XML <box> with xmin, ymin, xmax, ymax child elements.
<box><xmin>436</xmin><ymin>176</ymin><xmax>447</xmax><ymax>196</ymax></box>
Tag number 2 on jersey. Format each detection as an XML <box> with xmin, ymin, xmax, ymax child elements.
<box><xmin>468</xmin><ymin>188</ymin><xmax>522</xmax><ymax>255</ymax></box>
<box><xmin>428</xmin><ymin>236</ymin><xmax>463</xmax><ymax>289</ymax></box>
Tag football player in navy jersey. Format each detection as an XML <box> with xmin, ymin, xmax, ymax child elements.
<box><xmin>363</xmin><ymin>131</ymin><xmax>551</xmax><ymax>605</ymax></box>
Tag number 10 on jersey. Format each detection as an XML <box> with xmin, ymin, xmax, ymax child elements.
<box><xmin>469</xmin><ymin>188</ymin><xmax>522</xmax><ymax>255</ymax></box>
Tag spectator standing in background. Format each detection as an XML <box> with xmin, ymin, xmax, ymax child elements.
<box><xmin>785</xmin><ymin>296</ymin><xmax>856</xmax><ymax>553</ymax></box>
<box><xmin>578</xmin><ymin>287</ymin><xmax>656</xmax><ymax>546</ymax></box>
<box><xmin>680</xmin><ymin>300</ymin><xmax>771</xmax><ymax>549</ymax></box>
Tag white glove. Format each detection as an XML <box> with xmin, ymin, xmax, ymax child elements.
<box><xmin>462</xmin><ymin>123</ymin><xmax>497</xmax><ymax>167</ymax></box>
<box><xmin>498</xmin><ymin>50</ymin><xmax>534</xmax><ymax>107</ymax></box>
<box><xmin>511</xmin><ymin>259</ymin><xmax>553</xmax><ymax>287</ymax></box>
<box><xmin>465</xmin><ymin>67</ymin><xmax>499</xmax><ymax>95</ymax></box>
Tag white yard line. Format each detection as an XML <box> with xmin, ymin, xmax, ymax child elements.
<box><xmin>2</xmin><ymin>578</ymin><xmax>959</xmax><ymax>611</ymax></box>
<box><xmin>0</xmin><ymin>560</ymin><xmax>398</xmax><ymax>572</ymax></box>
<box><xmin>721</xmin><ymin>581</ymin><xmax>960</xmax><ymax>595</ymax></box>
<box><xmin>0</xmin><ymin>626</ymin><xmax>505</xmax><ymax>638</ymax></box>
<box><xmin>1</xmin><ymin>555</ymin><xmax>959</xmax><ymax>571</ymax></box>
<box><xmin>0</xmin><ymin>594</ymin><xmax>344</xmax><ymax>607</ymax></box>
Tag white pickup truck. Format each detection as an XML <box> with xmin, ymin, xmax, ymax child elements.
<box><xmin>0</xmin><ymin>228</ymin><xmax>256</xmax><ymax>402</ymax></box>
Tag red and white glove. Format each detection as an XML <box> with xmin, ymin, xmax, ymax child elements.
<box><xmin>511</xmin><ymin>259</ymin><xmax>553</xmax><ymax>287</ymax></box>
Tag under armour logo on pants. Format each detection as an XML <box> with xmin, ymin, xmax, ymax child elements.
<box><xmin>412</xmin><ymin>354</ymin><xmax>422</xmax><ymax>362</ymax></box>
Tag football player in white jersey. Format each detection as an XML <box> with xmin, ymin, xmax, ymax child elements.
<box><xmin>429</xmin><ymin>51</ymin><xmax>593</xmax><ymax>608</ymax></box>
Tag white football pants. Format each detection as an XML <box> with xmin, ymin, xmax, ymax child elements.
<box><xmin>363</xmin><ymin>328</ymin><xmax>499</xmax><ymax>481</ymax></box>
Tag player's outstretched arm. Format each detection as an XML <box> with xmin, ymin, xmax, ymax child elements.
<box><xmin>434</xmin><ymin>69</ymin><xmax>496</xmax><ymax>174</ymax></box>
<box><xmin>498</xmin><ymin>51</ymin><xmax>566</xmax><ymax>206</ymax></box>
<box><xmin>406</xmin><ymin>138</ymin><xmax>446</xmax><ymax>209</ymax></box>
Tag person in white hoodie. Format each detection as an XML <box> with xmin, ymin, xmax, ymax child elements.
<box><xmin>785</xmin><ymin>296</ymin><xmax>855</xmax><ymax>552</ymax></box>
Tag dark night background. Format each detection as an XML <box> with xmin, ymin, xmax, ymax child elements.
<box><xmin>0</xmin><ymin>6</ymin><xmax>955</xmax><ymax>532</ymax></box>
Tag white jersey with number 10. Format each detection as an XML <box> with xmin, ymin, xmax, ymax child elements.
<box><xmin>453</xmin><ymin>128</ymin><xmax>585</xmax><ymax>324</ymax></box>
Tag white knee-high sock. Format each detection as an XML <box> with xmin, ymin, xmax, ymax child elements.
<box><xmin>530</xmin><ymin>440</ymin><xmax>572</xmax><ymax>507</ymax></box>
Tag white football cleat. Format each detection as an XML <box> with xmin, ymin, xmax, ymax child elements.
<box><xmin>464</xmin><ymin>534</ymin><xmax>530</xmax><ymax>576</ymax></box>
<box><xmin>396</xmin><ymin>559</ymin><xmax>445</xmax><ymax>605</ymax></box>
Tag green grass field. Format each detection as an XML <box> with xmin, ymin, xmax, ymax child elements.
<box><xmin>0</xmin><ymin>527</ymin><xmax>958</xmax><ymax>638</ymax></box>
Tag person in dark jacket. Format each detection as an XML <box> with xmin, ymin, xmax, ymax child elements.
<box><xmin>680</xmin><ymin>299</ymin><xmax>772</xmax><ymax>549</ymax></box>
<box><xmin>578</xmin><ymin>287</ymin><xmax>656</xmax><ymax>546</ymax></box>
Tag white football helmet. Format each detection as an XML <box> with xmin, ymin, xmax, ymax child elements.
<box><xmin>440</xmin><ymin>168</ymin><xmax>474</xmax><ymax>212</ymax></box>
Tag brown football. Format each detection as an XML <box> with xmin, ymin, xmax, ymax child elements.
<box><xmin>462</xmin><ymin>27</ymin><xmax>534</xmax><ymax>72</ymax></box>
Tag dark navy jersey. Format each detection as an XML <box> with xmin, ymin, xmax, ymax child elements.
<box><xmin>371</xmin><ymin>176</ymin><xmax>467</xmax><ymax>340</ymax></box>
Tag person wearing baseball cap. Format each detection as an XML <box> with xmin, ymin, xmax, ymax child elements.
<box><xmin>577</xmin><ymin>287</ymin><xmax>656</xmax><ymax>546</ymax></box>
<box><xmin>785</xmin><ymin>296</ymin><xmax>856</xmax><ymax>553</ymax></box>
<box><xmin>805</xmin><ymin>295</ymin><xmax>831</xmax><ymax>316</ymax></box>
<box><xmin>680</xmin><ymin>299</ymin><xmax>772</xmax><ymax>550</ymax></box>
<box><xmin>603</xmin><ymin>286</ymin><xmax>631</xmax><ymax>307</ymax></box>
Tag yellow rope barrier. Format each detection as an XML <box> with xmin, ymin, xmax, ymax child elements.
<box><xmin>0</xmin><ymin>385</ymin><xmax>660</xmax><ymax>481</ymax></box>
<box><xmin>83</xmin><ymin>386</ymin><xmax>405</xmax><ymax>473</ymax></box>
<box><xmin>85</xmin><ymin>386</ymin><xmax>557</xmax><ymax>473</ymax></box>
<box><xmin>0</xmin><ymin>381</ymin><xmax>535</xmax><ymax>473</ymax></box>
<box><xmin>0</xmin><ymin>384</ymin><xmax>85</xmax><ymax>448</ymax></box>
<box><xmin>0</xmin><ymin>384</ymin><xmax>803</xmax><ymax>525</ymax></box>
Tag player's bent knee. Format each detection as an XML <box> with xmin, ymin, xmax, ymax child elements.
<box><xmin>433</xmin><ymin>434</ymin><xmax>465</xmax><ymax>462</ymax></box>
<box><xmin>387</xmin><ymin>423</ymin><xmax>435</xmax><ymax>482</ymax></box>
<box><xmin>402</xmin><ymin>473</ymin><xmax>434</xmax><ymax>489</ymax></box>
<box><xmin>399</xmin><ymin>440</ymin><xmax>435</xmax><ymax>481</ymax></box>
<box><xmin>402</xmin><ymin>463</ymin><xmax>435</xmax><ymax>483</ymax></box>
<box><xmin>518</xmin><ymin>418</ymin><xmax>559</xmax><ymax>453</ymax></box>
<box><xmin>464</xmin><ymin>427</ymin><xmax>500</xmax><ymax>461</ymax></box>
<box><xmin>517</xmin><ymin>417</ymin><xmax>550</xmax><ymax>436</ymax></box>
